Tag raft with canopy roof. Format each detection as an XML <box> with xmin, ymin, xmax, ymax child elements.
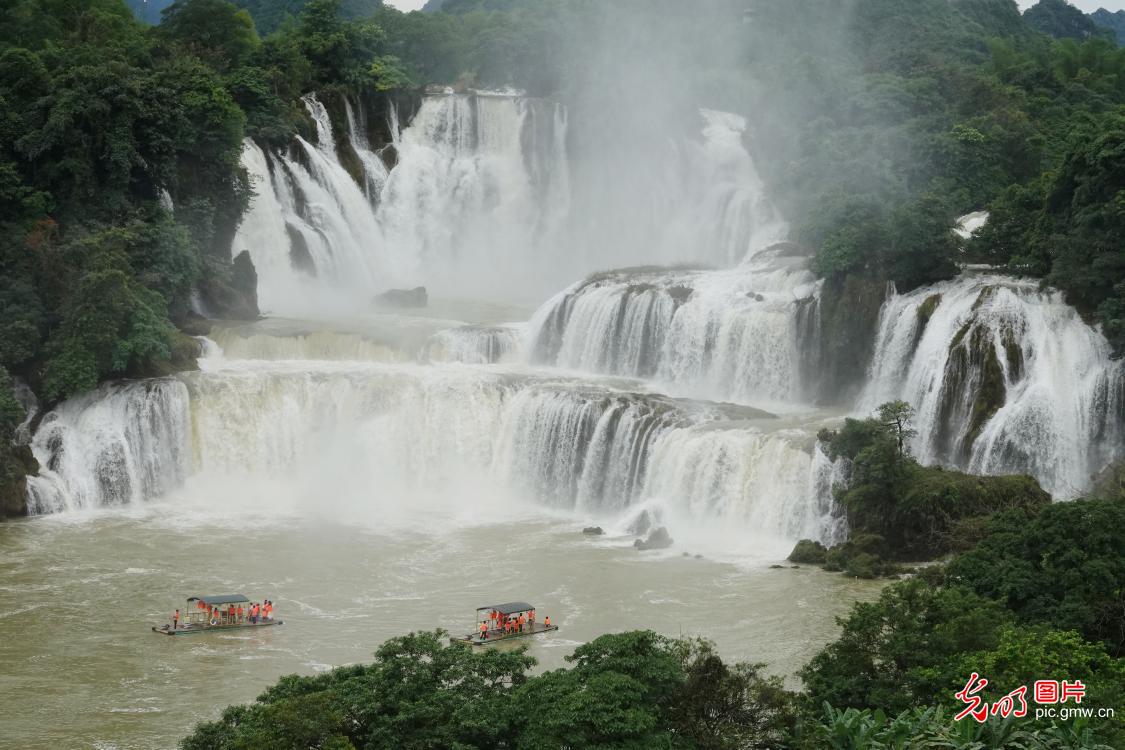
<box><xmin>151</xmin><ymin>595</ymin><xmax>283</xmax><ymax>635</ymax></box>
<box><xmin>450</xmin><ymin>601</ymin><xmax>557</xmax><ymax>646</ymax></box>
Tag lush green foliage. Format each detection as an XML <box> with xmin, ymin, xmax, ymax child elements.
<box><xmin>946</xmin><ymin>498</ymin><xmax>1125</xmax><ymax>656</ymax></box>
<box><xmin>797</xmin><ymin>702</ymin><xmax>1114</xmax><ymax>750</ymax></box>
<box><xmin>798</xmin><ymin>481</ymin><xmax>1125</xmax><ymax>745</ymax></box>
<box><xmin>181</xmin><ymin>630</ymin><xmax>797</xmax><ymax>750</ymax></box>
<box><xmin>800</xmin><ymin>578</ymin><xmax>1017</xmax><ymax>713</ymax></box>
<box><xmin>817</xmin><ymin>402</ymin><xmax>1050</xmax><ymax>561</ymax></box>
<box><xmin>728</xmin><ymin>0</ymin><xmax>1125</xmax><ymax>351</ymax></box>
<box><xmin>0</xmin><ymin>0</ymin><xmax>255</xmax><ymax>403</ymax></box>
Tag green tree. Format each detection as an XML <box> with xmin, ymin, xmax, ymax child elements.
<box><xmin>159</xmin><ymin>0</ymin><xmax>261</xmax><ymax>73</ymax></box>
<box><xmin>799</xmin><ymin>579</ymin><xmax>1016</xmax><ymax>713</ymax></box>
<box><xmin>946</xmin><ymin>498</ymin><xmax>1125</xmax><ymax>656</ymax></box>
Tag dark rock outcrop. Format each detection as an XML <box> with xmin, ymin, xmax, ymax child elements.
<box><xmin>805</xmin><ymin>274</ymin><xmax>888</xmax><ymax>406</ymax></box>
<box><xmin>0</xmin><ymin>444</ymin><xmax>36</xmax><ymax>519</ymax></box>
<box><xmin>582</xmin><ymin>526</ymin><xmax>604</xmax><ymax>536</ymax></box>
<box><xmin>374</xmin><ymin>286</ymin><xmax>428</xmax><ymax>309</ymax></box>
<box><xmin>634</xmin><ymin>526</ymin><xmax>673</xmax><ymax>551</ymax></box>
<box><xmin>199</xmin><ymin>250</ymin><xmax>260</xmax><ymax>320</ymax></box>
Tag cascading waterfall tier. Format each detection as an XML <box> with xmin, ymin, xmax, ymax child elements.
<box><xmin>25</xmin><ymin>363</ymin><xmax>836</xmax><ymax>544</ymax></box>
<box><xmin>859</xmin><ymin>273</ymin><xmax>1124</xmax><ymax>498</ymax></box>
<box><xmin>232</xmin><ymin>95</ymin><xmax>794</xmax><ymax>312</ymax></box>
<box><xmin>375</xmin><ymin>92</ymin><xmax>571</xmax><ymax>294</ymax></box>
<box><xmin>421</xmin><ymin>325</ymin><xmax>524</xmax><ymax>364</ymax></box>
<box><xmin>565</xmin><ymin>108</ymin><xmax>789</xmax><ymax>272</ymax></box>
<box><xmin>26</xmin><ymin>380</ymin><xmax>191</xmax><ymax>514</ymax></box>
<box><xmin>528</xmin><ymin>246</ymin><xmax>822</xmax><ymax>406</ymax></box>
<box><xmin>232</xmin><ymin>92</ymin><xmax>571</xmax><ymax>312</ymax></box>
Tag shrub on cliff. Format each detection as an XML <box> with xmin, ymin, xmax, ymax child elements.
<box><xmin>820</xmin><ymin>402</ymin><xmax>1050</xmax><ymax>561</ymax></box>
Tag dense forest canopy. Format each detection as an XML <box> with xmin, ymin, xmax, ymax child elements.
<box><xmin>126</xmin><ymin>0</ymin><xmax>385</xmax><ymax>32</ymax></box>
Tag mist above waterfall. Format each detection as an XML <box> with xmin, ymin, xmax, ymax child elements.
<box><xmin>230</xmin><ymin>2</ymin><xmax>787</xmax><ymax>313</ymax></box>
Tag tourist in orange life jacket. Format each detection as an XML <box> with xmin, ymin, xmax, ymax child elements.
<box><xmin>518</xmin><ymin>614</ymin><xmax>526</xmax><ymax>632</ymax></box>
<box><xmin>529</xmin><ymin>609</ymin><xmax>535</xmax><ymax>624</ymax></box>
<box><xmin>173</xmin><ymin>609</ymin><xmax>180</xmax><ymax>629</ymax></box>
<box><xmin>479</xmin><ymin>621</ymin><xmax>488</xmax><ymax>640</ymax></box>
<box><xmin>544</xmin><ymin>615</ymin><xmax>550</xmax><ymax>628</ymax></box>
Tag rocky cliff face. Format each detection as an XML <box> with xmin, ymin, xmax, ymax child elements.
<box><xmin>805</xmin><ymin>274</ymin><xmax>888</xmax><ymax>406</ymax></box>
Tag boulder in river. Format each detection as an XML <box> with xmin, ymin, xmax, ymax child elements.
<box><xmin>373</xmin><ymin>286</ymin><xmax>428</xmax><ymax>309</ymax></box>
<box><xmin>627</xmin><ymin>510</ymin><xmax>653</xmax><ymax>536</ymax></box>
<box><xmin>634</xmin><ymin>526</ymin><xmax>673</xmax><ymax>551</ymax></box>
<box><xmin>582</xmin><ymin>526</ymin><xmax>604</xmax><ymax>536</ymax></box>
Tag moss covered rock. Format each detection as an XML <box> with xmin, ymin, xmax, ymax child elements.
<box><xmin>811</xmin><ymin>274</ymin><xmax>888</xmax><ymax>404</ymax></box>
<box><xmin>787</xmin><ymin>539</ymin><xmax>828</xmax><ymax>564</ymax></box>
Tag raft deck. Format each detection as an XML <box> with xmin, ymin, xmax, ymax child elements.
<box><xmin>152</xmin><ymin>620</ymin><xmax>283</xmax><ymax>636</ymax></box>
<box><xmin>451</xmin><ymin>622</ymin><xmax>558</xmax><ymax>646</ymax></box>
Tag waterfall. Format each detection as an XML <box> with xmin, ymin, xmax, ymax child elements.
<box><xmin>642</xmin><ymin>427</ymin><xmax>837</xmax><ymax>544</ymax></box>
<box><xmin>373</xmin><ymin>92</ymin><xmax>571</xmax><ymax>295</ymax></box>
<box><xmin>528</xmin><ymin>248</ymin><xmax>822</xmax><ymax>406</ymax></box>
<box><xmin>232</xmin><ymin>95</ymin><xmax>792</xmax><ymax>310</ymax></box>
<box><xmin>25</xmin><ymin>363</ymin><xmax>838</xmax><ymax>544</ymax></box>
<box><xmin>420</xmin><ymin>325</ymin><xmax>524</xmax><ymax>364</ymax></box>
<box><xmin>859</xmin><ymin>273</ymin><xmax>1125</xmax><ymax>497</ymax></box>
<box><xmin>566</xmin><ymin>108</ymin><xmax>789</xmax><ymax>272</ymax></box>
<box><xmin>344</xmin><ymin>97</ymin><xmax>390</xmax><ymax>202</ymax></box>
<box><xmin>210</xmin><ymin>327</ymin><xmax>408</xmax><ymax>363</ymax></box>
<box><xmin>662</xmin><ymin>109</ymin><xmax>789</xmax><ymax>266</ymax></box>
<box><xmin>26</xmin><ymin>380</ymin><xmax>191</xmax><ymax>514</ymax></box>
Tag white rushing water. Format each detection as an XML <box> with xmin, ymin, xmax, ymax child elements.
<box><xmin>232</xmin><ymin>94</ymin><xmax>793</xmax><ymax>313</ymax></box>
<box><xmin>374</xmin><ymin>92</ymin><xmax>571</xmax><ymax>295</ymax></box>
<box><xmin>859</xmin><ymin>273</ymin><xmax>1124</xmax><ymax>498</ymax></box>
<box><xmin>26</xmin><ymin>355</ymin><xmax>837</xmax><ymax>547</ymax></box>
<box><xmin>26</xmin><ymin>380</ymin><xmax>192</xmax><ymax>515</ymax></box>
<box><xmin>528</xmin><ymin>247</ymin><xmax>821</xmax><ymax>408</ymax></box>
<box><xmin>421</xmin><ymin>325</ymin><xmax>524</xmax><ymax>364</ymax></box>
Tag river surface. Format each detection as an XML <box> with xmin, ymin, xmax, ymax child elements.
<box><xmin>0</xmin><ymin>503</ymin><xmax>880</xmax><ymax>749</ymax></box>
<box><xmin>3</xmin><ymin>299</ymin><xmax>881</xmax><ymax>749</ymax></box>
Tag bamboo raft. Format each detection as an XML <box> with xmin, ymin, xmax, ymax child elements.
<box><xmin>152</xmin><ymin>620</ymin><xmax>283</xmax><ymax>636</ymax></box>
<box><xmin>449</xmin><ymin>601</ymin><xmax>557</xmax><ymax>647</ymax></box>
<box><xmin>153</xmin><ymin>594</ymin><xmax>281</xmax><ymax>636</ymax></box>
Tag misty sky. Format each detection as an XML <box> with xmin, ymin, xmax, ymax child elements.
<box><xmin>384</xmin><ymin>1</ymin><xmax>1125</xmax><ymax>13</ymax></box>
